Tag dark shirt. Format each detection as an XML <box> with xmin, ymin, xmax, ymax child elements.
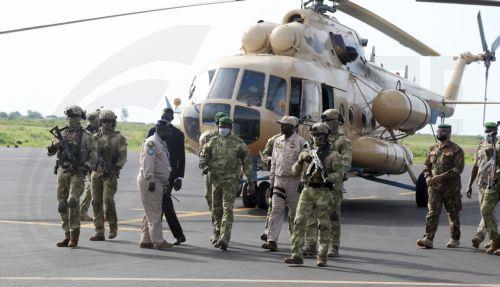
<box><xmin>147</xmin><ymin>126</ymin><xmax>185</xmax><ymax>184</ymax></box>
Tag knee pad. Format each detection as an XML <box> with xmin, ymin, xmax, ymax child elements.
<box><xmin>58</xmin><ymin>200</ymin><xmax>68</xmax><ymax>213</ymax></box>
<box><xmin>68</xmin><ymin>197</ymin><xmax>78</xmax><ymax>209</ymax></box>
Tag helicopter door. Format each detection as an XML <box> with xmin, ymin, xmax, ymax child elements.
<box><xmin>321</xmin><ymin>83</ymin><xmax>334</xmax><ymax>112</ymax></box>
<box><xmin>300</xmin><ymin>80</ymin><xmax>321</xmax><ymax>123</ymax></box>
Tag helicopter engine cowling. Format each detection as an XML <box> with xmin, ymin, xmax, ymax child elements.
<box><xmin>270</xmin><ymin>22</ymin><xmax>305</xmax><ymax>56</ymax></box>
<box><xmin>242</xmin><ymin>21</ymin><xmax>278</xmax><ymax>54</ymax></box>
<box><xmin>372</xmin><ymin>89</ymin><xmax>430</xmax><ymax>133</ymax></box>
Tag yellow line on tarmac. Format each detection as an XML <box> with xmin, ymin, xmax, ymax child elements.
<box><xmin>234</xmin><ymin>214</ymin><xmax>266</xmax><ymax>219</ymax></box>
<box><xmin>0</xmin><ymin>276</ymin><xmax>499</xmax><ymax>286</ymax></box>
<box><xmin>399</xmin><ymin>192</ymin><xmax>414</xmax><ymax>195</ymax></box>
<box><xmin>0</xmin><ymin>219</ymin><xmax>140</xmax><ymax>232</ymax></box>
<box><xmin>345</xmin><ymin>195</ymin><xmax>378</xmax><ymax>200</ymax></box>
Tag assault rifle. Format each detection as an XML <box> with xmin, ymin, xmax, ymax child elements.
<box><xmin>49</xmin><ymin>126</ymin><xmax>79</xmax><ymax>173</ymax></box>
<box><xmin>303</xmin><ymin>142</ymin><xmax>328</xmax><ymax>183</ymax></box>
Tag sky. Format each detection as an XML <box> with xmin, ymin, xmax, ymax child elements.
<box><xmin>0</xmin><ymin>0</ymin><xmax>499</xmax><ymax>135</ymax></box>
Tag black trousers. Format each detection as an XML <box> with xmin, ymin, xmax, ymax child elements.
<box><xmin>162</xmin><ymin>185</ymin><xmax>184</xmax><ymax>239</ymax></box>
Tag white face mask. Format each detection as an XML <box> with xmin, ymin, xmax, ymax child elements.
<box><xmin>218</xmin><ymin>127</ymin><xmax>231</xmax><ymax>137</ymax></box>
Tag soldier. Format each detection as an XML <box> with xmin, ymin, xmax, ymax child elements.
<box><xmin>80</xmin><ymin>110</ymin><xmax>101</xmax><ymax>221</ymax></box>
<box><xmin>303</xmin><ymin>109</ymin><xmax>352</xmax><ymax>258</ymax></box>
<box><xmin>466</xmin><ymin>122</ymin><xmax>498</xmax><ymax>249</ymax></box>
<box><xmin>480</xmin><ymin>122</ymin><xmax>500</xmax><ymax>255</ymax></box>
<box><xmin>284</xmin><ymin>123</ymin><xmax>344</xmax><ymax>267</ymax></box>
<box><xmin>89</xmin><ymin>110</ymin><xmax>127</xmax><ymax>241</ymax></box>
<box><xmin>261</xmin><ymin>116</ymin><xmax>305</xmax><ymax>252</ymax></box>
<box><xmin>199</xmin><ymin>111</ymin><xmax>226</xmax><ymax>243</ymax></box>
<box><xmin>47</xmin><ymin>105</ymin><xmax>96</xmax><ymax>248</ymax></box>
<box><xmin>199</xmin><ymin>117</ymin><xmax>254</xmax><ymax>251</ymax></box>
<box><xmin>416</xmin><ymin>123</ymin><xmax>464</xmax><ymax>249</ymax></box>
<box><xmin>137</xmin><ymin>120</ymin><xmax>174</xmax><ymax>250</ymax></box>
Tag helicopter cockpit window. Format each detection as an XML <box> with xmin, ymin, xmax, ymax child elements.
<box><xmin>266</xmin><ymin>75</ymin><xmax>287</xmax><ymax>116</ymax></box>
<box><xmin>182</xmin><ymin>104</ymin><xmax>201</xmax><ymax>143</ymax></box>
<box><xmin>301</xmin><ymin>80</ymin><xmax>321</xmax><ymax>122</ymax></box>
<box><xmin>321</xmin><ymin>84</ymin><xmax>334</xmax><ymax>112</ymax></box>
<box><xmin>233</xmin><ymin>105</ymin><xmax>260</xmax><ymax>144</ymax></box>
<box><xmin>208</xmin><ymin>68</ymin><xmax>239</xmax><ymax>100</ymax></box>
<box><xmin>237</xmin><ymin>70</ymin><xmax>265</xmax><ymax>106</ymax></box>
<box><xmin>202</xmin><ymin>103</ymin><xmax>231</xmax><ymax>125</ymax></box>
<box><xmin>289</xmin><ymin>78</ymin><xmax>302</xmax><ymax>118</ymax></box>
<box><xmin>189</xmin><ymin>69</ymin><xmax>216</xmax><ymax>103</ymax></box>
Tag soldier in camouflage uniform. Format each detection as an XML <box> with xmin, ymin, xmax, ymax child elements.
<box><xmin>47</xmin><ymin>105</ymin><xmax>96</xmax><ymax>248</ymax></box>
<box><xmin>80</xmin><ymin>110</ymin><xmax>100</xmax><ymax>221</ymax></box>
<box><xmin>284</xmin><ymin>123</ymin><xmax>344</xmax><ymax>267</ymax></box>
<box><xmin>303</xmin><ymin>109</ymin><xmax>352</xmax><ymax>258</ymax></box>
<box><xmin>416</xmin><ymin>123</ymin><xmax>464</xmax><ymax>249</ymax></box>
<box><xmin>466</xmin><ymin>122</ymin><xmax>498</xmax><ymax>249</ymax></box>
<box><xmin>89</xmin><ymin>110</ymin><xmax>128</xmax><ymax>241</ymax></box>
<box><xmin>199</xmin><ymin>117</ymin><xmax>254</xmax><ymax>250</ymax></box>
<box><xmin>198</xmin><ymin>111</ymin><xmax>226</xmax><ymax>242</ymax></box>
<box><xmin>479</xmin><ymin>122</ymin><xmax>500</xmax><ymax>255</ymax></box>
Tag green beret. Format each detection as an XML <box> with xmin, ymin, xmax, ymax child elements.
<box><xmin>218</xmin><ymin>117</ymin><xmax>233</xmax><ymax>126</ymax></box>
<box><xmin>484</xmin><ymin>122</ymin><xmax>498</xmax><ymax>130</ymax></box>
<box><xmin>215</xmin><ymin>112</ymin><xmax>227</xmax><ymax>123</ymax></box>
<box><xmin>437</xmin><ymin>123</ymin><xmax>451</xmax><ymax>129</ymax></box>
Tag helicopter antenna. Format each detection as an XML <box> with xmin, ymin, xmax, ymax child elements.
<box><xmin>0</xmin><ymin>0</ymin><xmax>244</xmax><ymax>35</ymax></box>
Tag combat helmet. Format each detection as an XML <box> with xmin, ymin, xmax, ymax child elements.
<box><xmin>310</xmin><ymin>123</ymin><xmax>330</xmax><ymax>135</ymax></box>
<box><xmin>321</xmin><ymin>108</ymin><xmax>343</xmax><ymax>125</ymax></box>
<box><xmin>99</xmin><ymin>109</ymin><xmax>117</xmax><ymax>121</ymax></box>
<box><xmin>87</xmin><ymin>110</ymin><xmax>101</xmax><ymax>121</ymax></box>
<box><xmin>64</xmin><ymin>105</ymin><xmax>86</xmax><ymax>119</ymax></box>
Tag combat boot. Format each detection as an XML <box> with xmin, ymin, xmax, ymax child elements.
<box><xmin>260</xmin><ymin>233</ymin><xmax>268</xmax><ymax>242</ymax></box>
<box><xmin>155</xmin><ymin>241</ymin><xmax>173</xmax><ymax>251</ymax></box>
<box><xmin>485</xmin><ymin>239</ymin><xmax>500</xmax><ymax>255</ymax></box>
<box><xmin>302</xmin><ymin>245</ymin><xmax>317</xmax><ymax>258</ymax></box>
<box><xmin>139</xmin><ymin>243</ymin><xmax>154</xmax><ymax>249</ymax></box>
<box><xmin>284</xmin><ymin>255</ymin><xmax>303</xmax><ymax>265</ymax></box>
<box><xmin>446</xmin><ymin>238</ymin><xmax>460</xmax><ymax>248</ymax></box>
<box><xmin>56</xmin><ymin>236</ymin><xmax>70</xmax><ymax>247</ymax></box>
<box><xmin>471</xmin><ymin>236</ymin><xmax>483</xmax><ymax>249</ymax></box>
<box><xmin>80</xmin><ymin>213</ymin><xmax>93</xmax><ymax>221</ymax></box>
<box><xmin>494</xmin><ymin>249</ymin><xmax>500</xmax><ymax>256</ymax></box>
<box><xmin>316</xmin><ymin>255</ymin><xmax>327</xmax><ymax>267</ymax></box>
<box><xmin>108</xmin><ymin>230</ymin><xmax>117</xmax><ymax>240</ymax></box>
<box><xmin>328</xmin><ymin>246</ymin><xmax>339</xmax><ymax>257</ymax></box>
<box><xmin>216</xmin><ymin>240</ymin><xmax>228</xmax><ymax>251</ymax></box>
<box><xmin>261</xmin><ymin>241</ymin><xmax>278</xmax><ymax>252</ymax></box>
<box><xmin>89</xmin><ymin>233</ymin><xmax>105</xmax><ymax>241</ymax></box>
<box><xmin>485</xmin><ymin>240</ymin><xmax>492</xmax><ymax>249</ymax></box>
<box><xmin>68</xmin><ymin>235</ymin><xmax>79</xmax><ymax>248</ymax></box>
<box><xmin>416</xmin><ymin>237</ymin><xmax>433</xmax><ymax>249</ymax></box>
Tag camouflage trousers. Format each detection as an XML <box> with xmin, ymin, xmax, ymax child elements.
<box><xmin>212</xmin><ymin>180</ymin><xmax>237</xmax><ymax>245</ymax></box>
<box><xmin>304</xmin><ymin>186</ymin><xmax>343</xmax><ymax>249</ymax></box>
<box><xmin>475</xmin><ymin>186</ymin><xmax>496</xmax><ymax>240</ymax></box>
<box><xmin>205</xmin><ymin>173</ymin><xmax>215</xmax><ymax>227</ymax></box>
<box><xmin>80</xmin><ymin>173</ymin><xmax>92</xmax><ymax>216</ymax></box>
<box><xmin>424</xmin><ymin>187</ymin><xmax>462</xmax><ymax>240</ymax></box>
<box><xmin>91</xmin><ymin>171</ymin><xmax>118</xmax><ymax>235</ymax></box>
<box><xmin>290</xmin><ymin>186</ymin><xmax>333</xmax><ymax>259</ymax></box>
<box><xmin>56</xmin><ymin>169</ymin><xmax>85</xmax><ymax>237</ymax></box>
<box><xmin>480</xmin><ymin>186</ymin><xmax>500</xmax><ymax>243</ymax></box>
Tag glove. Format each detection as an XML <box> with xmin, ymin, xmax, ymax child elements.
<box><xmin>173</xmin><ymin>178</ymin><xmax>182</xmax><ymax>191</ymax></box>
<box><xmin>202</xmin><ymin>167</ymin><xmax>209</xmax><ymax>175</ymax></box>
<box><xmin>148</xmin><ymin>181</ymin><xmax>155</xmax><ymax>192</ymax></box>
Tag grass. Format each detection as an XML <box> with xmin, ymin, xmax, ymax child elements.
<box><xmin>0</xmin><ymin>119</ymin><xmax>482</xmax><ymax>163</ymax></box>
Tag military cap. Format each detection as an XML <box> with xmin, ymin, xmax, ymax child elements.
<box><xmin>321</xmin><ymin>109</ymin><xmax>341</xmax><ymax>121</ymax></box>
<box><xmin>276</xmin><ymin>116</ymin><xmax>299</xmax><ymax>127</ymax></box>
<box><xmin>99</xmin><ymin>109</ymin><xmax>117</xmax><ymax>121</ymax></box>
<box><xmin>310</xmin><ymin>123</ymin><xmax>330</xmax><ymax>135</ymax></box>
<box><xmin>218</xmin><ymin>117</ymin><xmax>233</xmax><ymax>126</ymax></box>
<box><xmin>437</xmin><ymin>123</ymin><xmax>451</xmax><ymax>129</ymax></box>
<box><xmin>64</xmin><ymin>105</ymin><xmax>86</xmax><ymax>119</ymax></box>
<box><xmin>155</xmin><ymin>119</ymin><xmax>171</xmax><ymax>127</ymax></box>
<box><xmin>215</xmin><ymin>112</ymin><xmax>227</xmax><ymax>123</ymax></box>
<box><xmin>484</xmin><ymin>122</ymin><xmax>498</xmax><ymax>130</ymax></box>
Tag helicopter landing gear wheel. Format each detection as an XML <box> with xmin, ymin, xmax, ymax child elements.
<box><xmin>236</xmin><ymin>181</ymin><xmax>243</xmax><ymax>198</ymax></box>
<box><xmin>416</xmin><ymin>172</ymin><xmax>428</xmax><ymax>208</ymax></box>
<box><xmin>256</xmin><ymin>181</ymin><xmax>271</xmax><ymax>210</ymax></box>
<box><xmin>242</xmin><ymin>183</ymin><xmax>257</xmax><ymax>208</ymax></box>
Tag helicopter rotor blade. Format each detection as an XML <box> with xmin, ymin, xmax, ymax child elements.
<box><xmin>482</xmin><ymin>67</ymin><xmax>489</xmax><ymax>125</ymax></box>
<box><xmin>335</xmin><ymin>0</ymin><xmax>440</xmax><ymax>56</ymax></box>
<box><xmin>491</xmin><ymin>35</ymin><xmax>500</xmax><ymax>53</ymax></box>
<box><xmin>416</xmin><ymin>0</ymin><xmax>500</xmax><ymax>7</ymax></box>
<box><xmin>477</xmin><ymin>11</ymin><xmax>489</xmax><ymax>53</ymax></box>
<box><xmin>0</xmin><ymin>0</ymin><xmax>244</xmax><ymax>35</ymax></box>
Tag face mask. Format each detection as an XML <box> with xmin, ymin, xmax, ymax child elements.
<box><xmin>312</xmin><ymin>134</ymin><xmax>327</xmax><ymax>147</ymax></box>
<box><xmin>486</xmin><ymin>132</ymin><xmax>497</xmax><ymax>143</ymax></box>
<box><xmin>219</xmin><ymin>128</ymin><xmax>231</xmax><ymax>137</ymax></box>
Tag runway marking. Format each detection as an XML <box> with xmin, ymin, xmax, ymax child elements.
<box><xmin>0</xmin><ymin>276</ymin><xmax>499</xmax><ymax>286</ymax></box>
<box><xmin>398</xmin><ymin>192</ymin><xmax>414</xmax><ymax>195</ymax></box>
<box><xmin>0</xmin><ymin>220</ymin><xmax>140</xmax><ymax>232</ymax></box>
<box><xmin>345</xmin><ymin>195</ymin><xmax>378</xmax><ymax>200</ymax></box>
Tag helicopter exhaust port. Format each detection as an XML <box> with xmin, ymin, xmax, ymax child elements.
<box><xmin>372</xmin><ymin>89</ymin><xmax>430</xmax><ymax>133</ymax></box>
<box><xmin>241</xmin><ymin>21</ymin><xmax>278</xmax><ymax>54</ymax></box>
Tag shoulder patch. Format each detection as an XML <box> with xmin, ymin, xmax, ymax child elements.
<box><xmin>147</xmin><ymin>141</ymin><xmax>155</xmax><ymax>147</ymax></box>
<box><xmin>147</xmin><ymin>147</ymin><xmax>155</xmax><ymax>155</ymax></box>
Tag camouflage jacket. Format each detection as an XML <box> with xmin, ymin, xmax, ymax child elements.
<box><xmin>473</xmin><ymin>140</ymin><xmax>494</xmax><ymax>187</ymax></box>
<box><xmin>330</xmin><ymin>133</ymin><xmax>352</xmax><ymax>174</ymax></box>
<box><xmin>94</xmin><ymin>130</ymin><xmax>127</xmax><ymax>176</ymax></box>
<box><xmin>199</xmin><ymin>129</ymin><xmax>218</xmax><ymax>154</ymax></box>
<box><xmin>423</xmin><ymin>141</ymin><xmax>464</xmax><ymax>190</ymax></box>
<box><xmin>47</xmin><ymin>126</ymin><xmax>97</xmax><ymax>172</ymax></box>
<box><xmin>292</xmin><ymin>144</ymin><xmax>344</xmax><ymax>187</ymax></box>
<box><xmin>199</xmin><ymin>134</ymin><xmax>253</xmax><ymax>186</ymax></box>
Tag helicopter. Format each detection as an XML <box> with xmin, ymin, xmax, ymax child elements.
<box><xmin>179</xmin><ymin>0</ymin><xmax>500</xmax><ymax>208</ymax></box>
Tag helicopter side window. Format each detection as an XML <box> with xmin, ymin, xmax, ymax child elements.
<box><xmin>348</xmin><ymin>106</ymin><xmax>355</xmax><ymax>125</ymax></box>
<box><xmin>301</xmin><ymin>80</ymin><xmax>321</xmax><ymax>122</ymax></box>
<box><xmin>321</xmin><ymin>84</ymin><xmax>334</xmax><ymax>112</ymax></box>
<box><xmin>237</xmin><ymin>70</ymin><xmax>265</xmax><ymax>106</ymax></box>
<box><xmin>289</xmin><ymin>78</ymin><xmax>302</xmax><ymax>118</ymax></box>
<box><xmin>266</xmin><ymin>75</ymin><xmax>287</xmax><ymax>116</ymax></box>
<box><xmin>233</xmin><ymin>105</ymin><xmax>260</xmax><ymax>144</ymax></box>
<box><xmin>189</xmin><ymin>69</ymin><xmax>216</xmax><ymax>103</ymax></box>
<box><xmin>208</xmin><ymin>68</ymin><xmax>239</xmax><ymax>100</ymax></box>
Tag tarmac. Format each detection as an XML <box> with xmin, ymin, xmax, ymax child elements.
<box><xmin>0</xmin><ymin>147</ymin><xmax>499</xmax><ymax>287</ymax></box>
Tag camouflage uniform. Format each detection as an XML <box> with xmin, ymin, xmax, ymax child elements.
<box><xmin>80</xmin><ymin>110</ymin><xmax>100</xmax><ymax>220</ymax></box>
<box><xmin>286</xmin><ymin>123</ymin><xmax>344</xmax><ymax>266</ymax></box>
<box><xmin>480</xmin><ymin>139</ymin><xmax>500</xmax><ymax>254</ymax></box>
<box><xmin>90</xmin><ymin>110</ymin><xmax>127</xmax><ymax>240</ymax></box>
<box><xmin>472</xmin><ymin>141</ymin><xmax>496</xmax><ymax>242</ymax></box>
<box><xmin>422</xmin><ymin>141</ymin><xmax>464</xmax><ymax>242</ymax></box>
<box><xmin>47</xmin><ymin>105</ymin><xmax>96</xmax><ymax>247</ymax></box>
<box><xmin>199</xmin><ymin>129</ymin><xmax>218</xmax><ymax>212</ymax></box>
<box><xmin>199</xmin><ymin>118</ymin><xmax>253</xmax><ymax>249</ymax></box>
